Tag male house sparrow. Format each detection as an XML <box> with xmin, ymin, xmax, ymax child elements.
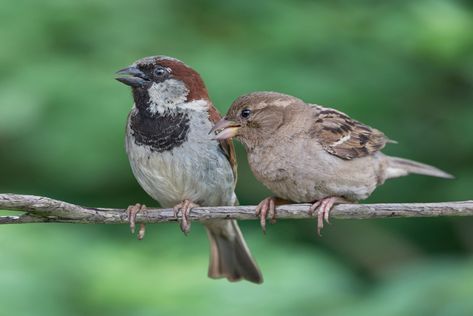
<box><xmin>115</xmin><ymin>56</ymin><xmax>262</xmax><ymax>283</ymax></box>
<box><xmin>211</xmin><ymin>91</ymin><xmax>453</xmax><ymax>235</ymax></box>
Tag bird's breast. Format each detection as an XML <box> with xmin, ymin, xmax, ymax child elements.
<box><xmin>248</xmin><ymin>138</ymin><xmax>379</xmax><ymax>202</ymax></box>
<box><xmin>125</xmin><ymin>108</ymin><xmax>235</xmax><ymax>207</ymax></box>
<box><xmin>129</xmin><ymin>108</ymin><xmax>190</xmax><ymax>153</ymax></box>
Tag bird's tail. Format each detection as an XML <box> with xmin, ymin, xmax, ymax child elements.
<box><xmin>205</xmin><ymin>219</ymin><xmax>263</xmax><ymax>284</ymax></box>
<box><xmin>385</xmin><ymin>156</ymin><xmax>454</xmax><ymax>180</ymax></box>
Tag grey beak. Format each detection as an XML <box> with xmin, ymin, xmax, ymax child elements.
<box><xmin>115</xmin><ymin>66</ymin><xmax>149</xmax><ymax>87</ymax></box>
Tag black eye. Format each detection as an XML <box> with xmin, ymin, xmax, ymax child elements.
<box><xmin>240</xmin><ymin>108</ymin><xmax>251</xmax><ymax>119</ymax></box>
<box><xmin>155</xmin><ymin>68</ymin><xmax>167</xmax><ymax>76</ymax></box>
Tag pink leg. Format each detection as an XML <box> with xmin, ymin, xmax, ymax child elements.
<box><xmin>173</xmin><ymin>199</ymin><xmax>199</xmax><ymax>235</ymax></box>
<box><xmin>255</xmin><ymin>197</ymin><xmax>277</xmax><ymax>234</ymax></box>
<box><xmin>126</xmin><ymin>203</ymin><xmax>147</xmax><ymax>240</ymax></box>
<box><xmin>310</xmin><ymin>197</ymin><xmax>345</xmax><ymax>236</ymax></box>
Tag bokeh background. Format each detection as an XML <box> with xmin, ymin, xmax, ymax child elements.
<box><xmin>1</xmin><ymin>0</ymin><xmax>473</xmax><ymax>315</ymax></box>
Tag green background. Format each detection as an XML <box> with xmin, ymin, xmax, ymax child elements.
<box><xmin>1</xmin><ymin>0</ymin><xmax>473</xmax><ymax>315</ymax></box>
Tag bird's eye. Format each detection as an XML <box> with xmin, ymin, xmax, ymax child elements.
<box><xmin>240</xmin><ymin>108</ymin><xmax>251</xmax><ymax>119</ymax></box>
<box><xmin>154</xmin><ymin>67</ymin><xmax>167</xmax><ymax>77</ymax></box>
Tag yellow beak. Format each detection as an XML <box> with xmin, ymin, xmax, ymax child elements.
<box><xmin>209</xmin><ymin>118</ymin><xmax>241</xmax><ymax>140</ymax></box>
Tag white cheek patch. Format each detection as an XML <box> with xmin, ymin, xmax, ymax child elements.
<box><xmin>147</xmin><ymin>79</ymin><xmax>189</xmax><ymax>114</ymax></box>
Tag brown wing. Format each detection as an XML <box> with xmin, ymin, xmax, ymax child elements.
<box><xmin>208</xmin><ymin>103</ymin><xmax>238</xmax><ymax>185</ymax></box>
<box><xmin>310</xmin><ymin>105</ymin><xmax>391</xmax><ymax>160</ymax></box>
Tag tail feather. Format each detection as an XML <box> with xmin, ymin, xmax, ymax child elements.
<box><xmin>386</xmin><ymin>156</ymin><xmax>454</xmax><ymax>180</ymax></box>
<box><xmin>205</xmin><ymin>220</ymin><xmax>263</xmax><ymax>284</ymax></box>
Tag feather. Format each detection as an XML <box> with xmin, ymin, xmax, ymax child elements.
<box><xmin>309</xmin><ymin>105</ymin><xmax>391</xmax><ymax>160</ymax></box>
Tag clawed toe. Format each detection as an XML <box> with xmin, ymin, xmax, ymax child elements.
<box><xmin>173</xmin><ymin>199</ymin><xmax>198</xmax><ymax>235</ymax></box>
<box><xmin>137</xmin><ymin>223</ymin><xmax>146</xmax><ymax>240</ymax></box>
<box><xmin>126</xmin><ymin>203</ymin><xmax>147</xmax><ymax>240</ymax></box>
<box><xmin>255</xmin><ymin>197</ymin><xmax>277</xmax><ymax>234</ymax></box>
<box><xmin>317</xmin><ymin>208</ymin><xmax>326</xmax><ymax>236</ymax></box>
<box><xmin>308</xmin><ymin>201</ymin><xmax>321</xmax><ymax>216</ymax></box>
<box><xmin>310</xmin><ymin>197</ymin><xmax>341</xmax><ymax>236</ymax></box>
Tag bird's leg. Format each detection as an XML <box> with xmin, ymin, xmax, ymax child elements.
<box><xmin>255</xmin><ymin>197</ymin><xmax>275</xmax><ymax>234</ymax></box>
<box><xmin>309</xmin><ymin>197</ymin><xmax>348</xmax><ymax>236</ymax></box>
<box><xmin>255</xmin><ymin>197</ymin><xmax>289</xmax><ymax>234</ymax></box>
<box><xmin>126</xmin><ymin>203</ymin><xmax>147</xmax><ymax>240</ymax></box>
<box><xmin>173</xmin><ymin>199</ymin><xmax>199</xmax><ymax>236</ymax></box>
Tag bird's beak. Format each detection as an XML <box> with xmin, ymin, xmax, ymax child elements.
<box><xmin>115</xmin><ymin>66</ymin><xmax>149</xmax><ymax>87</ymax></box>
<box><xmin>209</xmin><ymin>118</ymin><xmax>241</xmax><ymax>140</ymax></box>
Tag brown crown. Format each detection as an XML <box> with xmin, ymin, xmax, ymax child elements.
<box><xmin>155</xmin><ymin>57</ymin><xmax>210</xmax><ymax>102</ymax></box>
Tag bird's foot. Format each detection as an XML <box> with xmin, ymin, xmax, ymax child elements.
<box><xmin>309</xmin><ymin>197</ymin><xmax>346</xmax><ymax>236</ymax></box>
<box><xmin>173</xmin><ymin>199</ymin><xmax>198</xmax><ymax>235</ymax></box>
<box><xmin>255</xmin><ymin>197</ymin><xmax>278</xmax><ymax>234</ymax></box>
<box><xmin>126</xmin><ymin>203</ymin><xmax>147</xmax><ymax>240</ymax></box>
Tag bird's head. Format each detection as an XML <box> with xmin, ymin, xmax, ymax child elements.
<box><xmin>210</xmin><ymin>92</ymin><xmax>301</xmax><ymax>149</ymax></box>
<box><xmin>116</xmin><ymin>56</ymin><xmax>209</xmax><ymax>115</ymax></box>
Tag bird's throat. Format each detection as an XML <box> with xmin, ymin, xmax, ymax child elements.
<box><xmin>129</xmin><ymin>109</ymin><xmax>190</xmax><ymax>153</ymax></box>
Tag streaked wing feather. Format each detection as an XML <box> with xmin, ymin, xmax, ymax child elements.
<box><xmin>310</xmin><ymin>105</ymin><xmax>390</xmax><ymax>160</ymax></box>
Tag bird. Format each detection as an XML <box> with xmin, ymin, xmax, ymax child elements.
<box><xmin>210</xmin><ymin>91</ymin><xmax>453</xmax><ymax>235</ymax></box>
<box><xmin>115</xmin><ymin>56</ymin><xmax>262</xmax><ymax>283</ymax></box>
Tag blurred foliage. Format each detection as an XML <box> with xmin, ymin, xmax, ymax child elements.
<box><xmin>1</xmin><ymin>0</ymin><xmax>473</xmax><ymax>315</ymax></box>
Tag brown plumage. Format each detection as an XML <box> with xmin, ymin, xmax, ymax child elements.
<box><xmin>212</xmin><ymin>91</ymin><xmax>453</xmax><ymax>235</ymax></box>
<box><xmin>309</xmin><ymin>106</ymin><xmax>392</xmax><ymax>160</ymax></box>
<box><xmin>116</xmin><ymin>56</ymin><xmax>262</xmax><ymax>283</ymax></box>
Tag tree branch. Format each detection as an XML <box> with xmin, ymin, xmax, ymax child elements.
<box><xmin>1</xmin><ymin>194</ymin><xmax>472</xmax><ymax>225</ymax></box>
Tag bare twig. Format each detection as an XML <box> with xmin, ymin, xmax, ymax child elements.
<box><xmin>0</xmin><ymin>194</ymin><xmax>472</xmax><ymax>225</ymax></box>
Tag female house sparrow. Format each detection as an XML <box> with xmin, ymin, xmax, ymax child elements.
<box><xmin>211</xmin><ymin>91</ymin><xmax>453</xmax><ymax>235</ymax></box>
<box><xmin>115</xmin><ymin>56</ymin><xmax>262</xmax><ymax>283</ymax></box>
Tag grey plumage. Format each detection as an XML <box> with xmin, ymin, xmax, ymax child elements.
<box><xmin>118</xmin><ymin>56</ymin><xmax>262</xmax><ymax>283</ymax></box>
<box><xmin>206</xmin><ymin>219</ymin><xmax>262</xmax><ymax>283</ymax></box>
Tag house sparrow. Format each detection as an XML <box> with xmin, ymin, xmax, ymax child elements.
<box><xmin>115</xmin><ymin>56</ymin><xmax>262</xmax><ymax>283</ymax></box>
<box><xmin>211</xmin><ymin>91</ymin><xmax>453</xmax><ymax>235</ymax></box>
